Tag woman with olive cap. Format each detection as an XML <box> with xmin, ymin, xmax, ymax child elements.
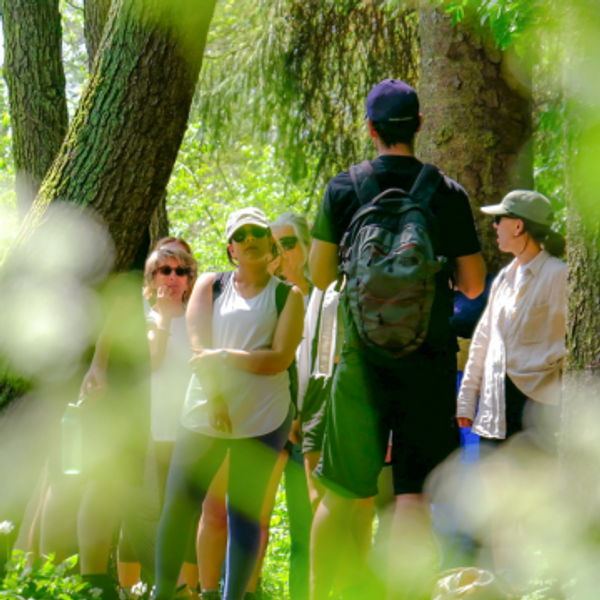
<box><xmin>457</xmin><ymin>189</ymin><xmax>566</xmax><ymax>448</ymax></box>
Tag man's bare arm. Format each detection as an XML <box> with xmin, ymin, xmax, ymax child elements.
<box><xmin>309</xmin><ymin>239</ymin><xmax>339</xmax><ymax>291</ymax></box>
<box><xmin>454</xmin><ymin>252</ymin><xmax>486</xmax><ymax>299</ymax></box>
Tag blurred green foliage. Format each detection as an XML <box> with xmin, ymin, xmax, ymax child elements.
<box><xmin>0</xmin><ymin>552</ymin><xmax>96</xmax><ymax>599</ymax></box>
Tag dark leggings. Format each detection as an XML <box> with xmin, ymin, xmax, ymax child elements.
<box><xmin>155</xmin><ymin>410</ymin><xmax>292</xmax><ymax>600</ymax></box>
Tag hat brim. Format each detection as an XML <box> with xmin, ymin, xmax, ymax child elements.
<box><xmin>480</xmin><ymin>204</ymin><xmax>511</xmax><ymax>216</ymax></box>
<box><xmin>227</xmin><ymin>216</ymin><xmax>270</xmax><ymax>240</ymax></box>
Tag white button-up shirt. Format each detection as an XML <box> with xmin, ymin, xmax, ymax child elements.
<box><xmin>457</xmin><ymin>250</ymin><xmax>567</xmax><ymax>439</ymax></box>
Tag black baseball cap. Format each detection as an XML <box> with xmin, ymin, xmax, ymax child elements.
<box><xmin>366</xmin><ymin>79</ymin><xmax>420</xmax><ymax>124</ymax></box>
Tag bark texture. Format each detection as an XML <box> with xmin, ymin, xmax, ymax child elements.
<box><xmin>0</xmin><ymin>0</ymin><xmax>69</xmax><ymax>219</ymax></box>
<box><xmin>13</xmin><ymin>0</ymin><xmax>217</xmax><ymax>272</ymax></box>
<box><xmin>562</xmin><ymin>0</ymin><xmax>600</xmax><ymax>460</ymax></box>
<box><xmin>83</xmin><ymin>0</ymin><xmax>112</xmax><ymax>69</ymax></box>
<box><xmin>417</xmin><ymin>4</ymin><xmax>533</xmax><ymax>274</ymax></box>
<box><xmin>149</xmin><ymin>193</ymin><xmax>170</xmax><ymax>248</ymax></box>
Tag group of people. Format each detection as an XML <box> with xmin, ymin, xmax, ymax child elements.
<box><xmin>20</xmin><ymin>78</ymin><xmax>567</xmax><ymax>600</ymax></box>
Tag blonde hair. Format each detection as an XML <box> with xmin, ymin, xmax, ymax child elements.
<box><xmin>143</xmin><ymin>247</ymin><xmax>198</xmax><ymax>304</ymax></box>
<box><xmin>153</xmin><ymin>236</ymin><xmax>193</xmax><ymax>255</ymax></box>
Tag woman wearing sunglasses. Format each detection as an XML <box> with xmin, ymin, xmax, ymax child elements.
<box><xmin>154</xmin><ymin>208</ymin><xmax>304</xmax><ymax>600</ymax></box>
<box><xmin>457</xmin><ymin>190</ymin><xmax>566</xmax><ymax>445</ymax></box>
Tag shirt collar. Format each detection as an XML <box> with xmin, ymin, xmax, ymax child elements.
<box><xmin>505</xmin><ymin>249</ymin><xmax>549</xmax><ymax>281</ymax></box>
<box><xmin>521</xmin><ymin>249</ymin><xmax>550</xmax><ymax>278</ymax></box>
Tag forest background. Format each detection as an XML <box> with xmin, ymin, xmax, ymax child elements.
<box><xmin>0</xmin><ymin>0</ymin><xmax>599</xmax><ymax>598</ymax></box>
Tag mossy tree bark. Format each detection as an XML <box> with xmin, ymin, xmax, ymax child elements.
<box><xmin>83</xmin><ymin>0</ymin><xmax>112</xmax><ymax>69</ymax></box>
<box><xmin>561</xmin><ymin>1</ymin><xmax>600</xmax><ymax>463</ymax></box>
<box><xmin>14</xmin><ymin>0</ymin><xmax>217</xmax><ymax>272</ymax></box>
<box><xmin>416</xmin><ymin>3</ymin><xmax>533</xmax><ymax>274</ymax></box>
<box><xmin>82</xmin><ymin>0</ymin><xmax>169</xmax><ymax>239</ymax></box>
<box><xmin>0</xmin><ymin>0</ymin><xmax>69</xmax><ymax>219</ymax></box>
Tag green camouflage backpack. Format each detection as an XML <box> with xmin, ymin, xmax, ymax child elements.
<box><xmin>339</xmin><ymin>161</ymin><xmax>444</xmax><ymax>359</ymax></box>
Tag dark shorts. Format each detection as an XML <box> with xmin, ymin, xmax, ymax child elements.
<box><xmin>301</xmin><ymin>376</ymin><xmax>332</xmax><ymax>454</ymax></box>
<box><xmin>314</xmin><ymin>346</ymin><xmax>459</xmax><ymax>498</ymax></box>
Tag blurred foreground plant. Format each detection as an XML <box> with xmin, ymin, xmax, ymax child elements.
<box><xmin>0</xmin><ymin>551</ymin><xmax>100</xmax><ymax>600</ymax></box>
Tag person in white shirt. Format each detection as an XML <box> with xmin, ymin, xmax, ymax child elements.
<box><xmin>154</xmin><ymin>208</ymin><xmax>304</xmax><ymax>600</ymax></box>
<box><xmin>457</xmin><ymin>190</ymin><xmax>566</xmax><ymax>446</ymax></box>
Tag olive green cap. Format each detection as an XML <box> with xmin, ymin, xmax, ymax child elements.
<box><xmin>481</xmin><ymin>190</ymin><xmax>554</xmax><ymax>227</ymax></box>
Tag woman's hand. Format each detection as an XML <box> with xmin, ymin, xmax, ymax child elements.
<box><xmin>155</xmin><ymin>285</ymin><xmax>179</xmax><ymax>320</ymax></box>
<box><xmin>79</xmin><ymin>364</ymin><xmax>107</xmax><ymax>405</ymax></box>
<box><xmin>209</xmin><ymin>397</ymin><xmax>232</xmax><ymax>434</ymax></box>
<box><xmin>189</xmin><ymin>349</ymin><xmax>222</xmax><ymax>374</ymax></box>
<box><xmin>190</xmin><ymin>350</ymin><xmax>223</xmax><ymax>401</ymax></box>
<box><xmin>457</xmin><ymin>417</ymin><xmax>474</xmax><ymax>428</ymax></box>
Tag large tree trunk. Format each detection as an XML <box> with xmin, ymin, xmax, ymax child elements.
<box><xmin>83</xmin><ymin>0</ymin><xmax>112</xmax><ymax>69</ymax></box>
<box><xmin>12</xmin><ymin>0</ymin><xmax>217</xmax><ymax>272</ymax></box>
<box><xmin>561</xmin><ymin>0</ymin><xmax>600</xmax><ymax>461</ymax></box>
<box><xmin>0</xmin><ymin>0</ymin><xmax>217</xmax><ymax>562</ymax></box>
<box><xmin>0</xmin><ymin>0</ymin><xmax>69</xmax><ymax>219</ymax></box>
<box><xmin>416</xmin><ymin>4</ymin><xmax>533</xmax><ymax>274</ymax></box>
<box><xmin>82</xmin><ymin>0</ymin><xmax>170</xmax><ymax>240</ymax></box>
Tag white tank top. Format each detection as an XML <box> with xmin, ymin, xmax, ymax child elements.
<box><xmin>182</xmin><ymin>274</ymin><xmax>291</xmax><ymax>438</ymax></box>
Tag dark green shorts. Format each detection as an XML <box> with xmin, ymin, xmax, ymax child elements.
<box><xmin>314</xmin><ymin>346</ymin><xmax>459</xmax><ymax>498</ymax></box>
<box><xmin>301</xmin><ymin>376</ymin><xmax>332</xmax><ymax>454</ymax></box>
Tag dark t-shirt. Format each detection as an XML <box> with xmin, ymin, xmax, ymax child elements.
<box><xmin>312</xmin><ymin>155</ymin><xmax>481</xmax><ymax>355</ymax></box>
<box><xmin>312</xmin><ymin>155</ymin><xmax>480</xmax><ymax>256</ymax></box>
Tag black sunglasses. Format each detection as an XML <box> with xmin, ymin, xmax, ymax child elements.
<box><xmin>278</xmin><ymin>236</ymin><xmax>298</xmax><ymax>251</ymax></box>
<box><xmin>157</xmin><ymin>265</ymin><xmax>190</xmax><ymax>277</ymax></box>
<box><xmin>231</xmin><ymin>225</ymin><xmax>269</xmax><ymax>243</ymax></box>
<box><xmin>493</xmin><ymin>214</ymin><xmax>519</xmax><ymax>225</ymax></box>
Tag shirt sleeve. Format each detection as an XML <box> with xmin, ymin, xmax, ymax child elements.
<box><xmin>456</xmin><ymin>274</ymin><xmax>501</xmax><ymax>419</ymax></box>
<box><xmin>311</xmin><ymin>172</ymin><xmax>357</xmax><ymax>245</ymax></box>
<box><xmin>436</xmin><ymin>181</ymin><xmax>481</xmax><ymax>258</ymax></box>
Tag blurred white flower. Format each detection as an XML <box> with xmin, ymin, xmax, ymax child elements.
<box><xmin>131</xmin><ymin>582</ymin><xmax>148</xmax><ymax>597</ymax></box>
<box><xmin>90</xmin><ymin>588</ymin><xmax>103</xmax><ymax>598</ymax></box>
<box><xmin>0</xmin><ymin>520</ymin><xmax>15</xmax><ymax>534</ymax></box>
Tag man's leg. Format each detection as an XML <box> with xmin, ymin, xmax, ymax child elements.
<box><xmin>387</xmin><ymin>494</ymin><xmax>435</xmax><ymax>600</ymax></box>
<box><xmin>387</xmin><ymin>350</ymin><xmax>459</xmax><ymax>600</ymax></box>
<box><xmin>310</xmin><ymin>489</ymin><xmax>358</xmax><ymax>600</ymax></box>
<box><xmin>285</xmin><ymin>444</ymin><xmax>313</xmax><ymax>600</ymax></box>
<box><xmin>309</xmin><ymin>347</ymin><xmax>388</xmax><ymax>600</ymax></box>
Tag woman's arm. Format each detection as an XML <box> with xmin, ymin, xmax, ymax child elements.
<box><xmin>186</xmin><ymin>272</ymin><xmax>215</xmax><ymax>353</ymax></box>
<box><xmin>223</xmin><ymin>286</ymin><xmax>305</xmax><ymax>374</ymax></box>
<box><xmin>196</xmin><ymin>285</ymin><xmax>305</xmax><ymax>376</ymax></box>
<box><xmin>80</xmin><ymin>295</ymin><xmax>134</xmax><ymax>399</ymax></box>
<box><xmin>147</xmin><ymin>286</ymin><xmax>180</xmax><ymax>370</ymax></box>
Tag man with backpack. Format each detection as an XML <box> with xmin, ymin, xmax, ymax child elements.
<box><xmin>308</xmin><ymin>79</ymin><xmax>486</xmax><ymax>600</ymax></box>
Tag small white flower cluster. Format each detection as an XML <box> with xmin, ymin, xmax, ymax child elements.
<box><xmin>119</xmin><ymin>582</ymin><xmax>149</xmax><ymax>599</ymax></box>
<box><xmin>90</xmin><ymin>588</ymin><xmax>103</xmax><ymax>599</ymax></box>
<box><xmin>0</xmin><ymin>520</ymin><xmax>15</xmax><ymax>535</ymax></box>
<box><xmin>131</xmin><ymin>582</ymin><xmax>148</xmax><ymax>597</ymax></box>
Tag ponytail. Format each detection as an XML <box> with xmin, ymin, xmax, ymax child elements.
<box><xmin>521</xmin><ymin>218</ymin><xmax>566</xmax><ymax>258</ymax></box>
<box><xmin>543</xmin><ymin>230</ymin><xmax>566</xmax><ymax>258</ymax></box>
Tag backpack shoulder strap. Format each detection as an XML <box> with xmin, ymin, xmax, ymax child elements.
<box><xmin>409</xmin><ymin>163</ymin><xmax>443</xmax><ymax>206</ymax></box>
<box><xmin>350</xmin><ymin>161</ymin><xmax>381</xmax><ymax>206</ymax></box>
<box><xmin>275</xmin><ymin>280</ymin><xmax>293</xmax><ymax>316</ymax></box>
<box><xmin>212</xmin><ymin>271</ymin><xmax>233</xmax><ymax>306</ymax></box>
<box><xmin>275</xmin><ymin>279</ymin><xmax>299</xmax><ymax>411</ymax></box>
